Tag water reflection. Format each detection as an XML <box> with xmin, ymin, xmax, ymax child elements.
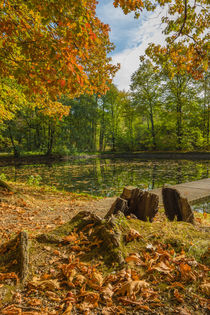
<box><xmin>0</xmin><ymin>158</ymin><xmax>209</xmax><ymax>198</ymax></box>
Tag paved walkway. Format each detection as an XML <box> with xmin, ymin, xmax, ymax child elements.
<box><xmin>152</xmin><ymin>178</ymin><xmax>210</xmax><ymax>205</ymax></box>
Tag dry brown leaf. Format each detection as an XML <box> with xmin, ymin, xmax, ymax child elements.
<box><xmin>74</xmin><ymin>274</ymin><xmax>86</xmax><ymax>286</ymax></box>
<box><xmin>125</xmin><ymin>253</ymin><xmax>143</xmax><ymax>265</ymax></box>
<box><xmin>200</xmin><ymin>282</ymin><xmax>210</xmax><ymax>296</ymax></box>
<box><xmin>92</xmin><ymin>271</ymin><xmax>103</xmax><ymax>286</ymax></box>
<box><xmin>169</xmin><ymin>282</ymin><xmax>185</xmax><ymax>289</ymax></box>
<box><xmin>62</xmin><ymin>303</ymin><xmax>73</xmax><ymax>315</ymax></box>
<box><xmin>176</xmin><ymin>306</ymin><xmax>192</xmax><ymax>315</ymax></box>
<box><xmin>0</xmin><ymin>272</ymin><xmax>19</xmax><ymax>283</ymax></box>
<box><xmin>29</xmin><ymin>277</ymin><xmax>60</xmax><ymax>290</ymax></box>
<box><xmin>27</xmin><ymin>298</ymin><xmax>42</xmax><ymax>306</ymax></box>
<box><xmin>63</xmin><ymin>233</ymin><xmax>78</xmax><ymax>243</ymax></box>
<box><xmin>174</xmin><ymin>289</ymin><xmax>184</xmax><ymax>303</ymax></box>
<box><xmin>102</xmin><ymin>283</ymin><xmax>114</xmax><ymax>301</ymax></box>
<box><xmin>125</xmin><ymin>229</ymin><xmax>141</xmax><ymax>242</ymax></box>
<box><xmin>115</xmin><ymin>280</ymin><xmax>149</xmax><ymax>297</ymax></box>
<box><xmin>40</xmin><ymin>273</ymin><xmax>52</xmax><ymax>280</ymax></box>
<box><xmin>102</xmin><ymin>306</ymin><xmax>126</xmax><ymax>314</ymax></box>
<box><xmin>153</xmin><ymin>261</ymin><xmax>173</xmax><ymax>274</ymax></box>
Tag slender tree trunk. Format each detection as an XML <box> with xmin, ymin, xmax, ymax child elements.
<box><xmin>176</xmin><ymin>77</ymin><xmax>183</xmax><ymax>150</ymax></box>
<box><xmin>99</xmin><ymin>103</ymin><xmax>105</xmax><ymax>152</ymax></box>
<box><xmin>8</xmin><ymin>124</ymin><xmax>20</xmax><ymax>157</ymax></box>
<box><xmin>176</xmin><ymin>102</ymin><xmax>182</xmax><ymax>150</ymax></box>
<box><xmin>149</xmin><ymin>102</ymin><xmax>156</xmax><ymax>150</ymax></box>
<box><xmin>46</xmin><ymin>123</ymin><xmax>55</xmax><ymax>156</ymax></box>
<box><xmin>111</xmin><ymin>104</ymin><xmax>116</xmax><ymax>152</ymax></box>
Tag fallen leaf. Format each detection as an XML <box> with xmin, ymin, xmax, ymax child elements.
<box><xmin>200</xmin><ymin>282</ymin><xmax>210</xmax><ymax>296</ymax></box>
<box><xmin>62</xmin><ymin>303</ymin><xmax>73</xmax><ymax>315</ymax></box>
<box><xmin>125</xmin><ymin>229</ymin><xmax>141</xmax><ymax>242</ymax></box>
<box><xmin>125</xmin><ymin>253</ymin><xmax>144</xmax><ymax>265</ymax></box>
<box><xmin>102</xmin><ymin>283</ymin><xmax>114</xmax><ymax>301</ymax></box>
<box><xmin>153</xmin><ymin>261</ymin><xmax>173</xmax><ymax>274</ymax></box>
<box><xmin>29</xmin><ymin>277</ymin><xmax>60</xmax><ymax>290</ymax></box>
<box><xmin>174</xmin><ymin>289</ymin><xmax>184</xmax><ymax>303</ymax></box>
<box><xmin>115</xmin><ymin>280</ymin><xmax>149</xmax><ymax>297</ymax></box>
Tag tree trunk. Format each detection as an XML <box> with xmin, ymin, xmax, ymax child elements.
<box><xmin>149</xmin><ymin>102</ymin><xmax>156</xmax><ymax>150</ymax></box>
<box><xmin>46</xmin><ymin>123</ymin><xmax>55</xmax><ymax>156</ymax></box>
<box><xmin>8</xmin><ymin>124</ymin><xmax>20</xmax><ymax>157</ymax></box>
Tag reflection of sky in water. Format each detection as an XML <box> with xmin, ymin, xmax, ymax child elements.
<box><xmin>192</xmin><ymin>201</ymin><xmax>210</xmax><ymax>213</ymax></box>
<box><xmin>0</xmin><ymin>159</ymin><xmax>209</xmax><ymax>207</ymax></box>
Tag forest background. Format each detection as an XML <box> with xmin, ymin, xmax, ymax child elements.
<box><xmin>0</xmin><ymin>0</ymin><xmax>209</xmax><ymax>157</ymax></box>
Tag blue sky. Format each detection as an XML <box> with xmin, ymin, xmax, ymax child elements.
<box><xmin>96</xmin><ymin>1</ymin><xmax>166</xmax><ymax>91</ymax></box>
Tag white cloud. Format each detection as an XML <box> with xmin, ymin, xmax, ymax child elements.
<box><xmin>111</xmin><ymin>8</ymin><xmax>167</xmax><ymax>91</ymax></box>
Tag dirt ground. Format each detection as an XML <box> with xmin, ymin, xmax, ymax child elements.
<box><xmin>0</xmin><ymin>183</ymin><xmax>115</xmax><ymax>245</ymax></box>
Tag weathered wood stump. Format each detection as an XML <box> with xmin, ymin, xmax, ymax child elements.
<box><xmin>19</xmin><ymin>231</ymin><xmax>29</xmax><ymax>283</ymax></box>
<box><xmin>104</xmin><ymin>197</ymin><xmax>128</xmax><ymax>219</ymax></box>
<box><xmin>162</xmin><ymin>187</ymin><xmax>194</xmax><ymax>224</ymax></box>
<box><xmin>106</xmin><ymin>186</ymin><xmax>159</xmax><ymax>222</ymax></box>
<box><xmin>0</xmin><ymin>231</ymin><xmax>29</xmax><ymax>283</ymax></box>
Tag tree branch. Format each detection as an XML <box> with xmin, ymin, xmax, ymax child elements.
<box><xmin>173</xmin><ymin>0</ymin><xmax>188</xmax><ymax>42</ymax></box>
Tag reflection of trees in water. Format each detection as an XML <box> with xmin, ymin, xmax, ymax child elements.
<box><xmin>1</xmin><ymin>159</ymin><xmax>209</xmax><ymax>196</ymax></box>
<box><xmin>151</xmin><ymin>164</ymin><xmax>157</xmax><ymax>189</ymax></box>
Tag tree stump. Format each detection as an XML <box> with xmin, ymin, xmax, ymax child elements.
<box><xmin>120</xmin><ymin>186</ymin><xmax>139</xmax><ymax>200</ymax></box>
<box><xmin>128</xmin><ymin>189</ymin><xmax>159</xmax><ymax>222</ymax></box>
<box><xmin>104</xmin><ymin>197</ymin><xmax>128</xmax><ymax>218</ymax></box>
<box><xmin>0</xmin><ymin>231</ymin><xmax>29</xmax><ymax>283</ymax></box>
<box><xmin>106</xmin><ymin>187</ymin><xmax>159</xmax><ymax>222</ymax></box>
<box><xmin>18</xmin><ymin>231</ymin><xmax>29</xmax><ymax>283</ymax></box>
<box><xmin>162</xmin><ymin>187</ymin><xmax>194</xmax><ymax>224</ymax></box>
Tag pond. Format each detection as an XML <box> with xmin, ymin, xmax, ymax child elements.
<box><xmin>0</xmin><ymin>157</ymin><xmax>209</xmax><ymax>198</ymax></box>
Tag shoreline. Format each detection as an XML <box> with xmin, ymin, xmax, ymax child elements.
<box><xmin>0</xmin><ymin>151</ymin><xmax>209</xmax><ymax>166</ymax></box>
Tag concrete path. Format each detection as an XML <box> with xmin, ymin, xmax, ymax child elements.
<box><xmin>152</xmin><ymin>178</ymin><xmax>210</xmax><ymax>205</ymax></box>
<box><xmin>93</xmin><ymin>178</ymin><xmax>210</xmax><ymax>216</ymax></box>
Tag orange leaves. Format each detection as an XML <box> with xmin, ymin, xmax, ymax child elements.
<box><xmin>0</xmin><ymin>0</ymin><xmax>118</xmax><ymax>118</ymax></box>
<box><xmin>59</xmin><ymin>79</ymin><xmax>66</xmax><ymax>88</ymax></box>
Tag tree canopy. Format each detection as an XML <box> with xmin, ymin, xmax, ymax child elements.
<box><xmin>114</xmin><ymin>0</ymin><xmax>209</xmax><ymax>79</ymax></box>
<box><xmin>0</xmin><ymin>0</ymin><xmax>209</xmax><ymax>120</ymax></box>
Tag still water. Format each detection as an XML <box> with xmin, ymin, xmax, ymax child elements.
<box><xmin>1</xmin><ymin>158</ymin><xmax>209</xmax><ymax>199</ymax></box>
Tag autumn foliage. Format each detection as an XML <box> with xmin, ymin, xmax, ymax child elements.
<box><xmin>0</xmin><ymin>0</ymin><xmax>118</xmax><ymax>99</ymax></box>
<box><xmin>0</xmin><ymin>0</ymin><xmax>209</xmax><ymax>120</ymax></box>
